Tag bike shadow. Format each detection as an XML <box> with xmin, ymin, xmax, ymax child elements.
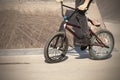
<box><xmin>44</xmin><ymin>56</ymin><xmax>69</xmax><ymax>64</ymax></box>
<box><xmin>67</xmin><ymin>47</ymin><xmax>112</xmax><ymax>60</ymax></box>
<box><xmin>67</xmin><ymin>47</ymin><xmax>91</xmax><ymax>59</ymax></box>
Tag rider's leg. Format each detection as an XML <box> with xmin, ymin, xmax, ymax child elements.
<box><xmin>74</xmin><ymin>12</ymin><xmax>90</xmax><ymax>46</ymax></box>
<box><xmin>77</xmin><ymin>12</ymin><xmax>90</xmax><ymax>39</ymax></box>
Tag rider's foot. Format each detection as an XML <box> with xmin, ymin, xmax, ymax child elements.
<box><xmin>80</xmin><ymin>45</ymin><xmax>88</xmax><ymax>51</ymax></box>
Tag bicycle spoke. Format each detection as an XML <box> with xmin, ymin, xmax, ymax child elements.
<box><xmin>44</xmin><ymin>33</ymin><xmax>68</xmax><ymax>62</ymax></box>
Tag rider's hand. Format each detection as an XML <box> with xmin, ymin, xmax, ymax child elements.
<box><xmin>56</xmin><ymin>0</ymin><xmax>63</xmax><ymax>3</ymax></box>
<box><xmin>78</xmin><ymin>4</ymin><xmax>87</xmax><ymax>11</ymax></box>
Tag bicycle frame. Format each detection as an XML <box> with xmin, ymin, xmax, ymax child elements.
<box><xmin>64</xmin><ymin>22</ymin><xmax>81</xmax><ymax>40</ymax></box>
<box><xmin>63</xmin><ymin>20</ymin><xmax>109</xmax><ymax>48</ymax></box>
<box><xmin>61</xmin><ymin>2</ymin><xmax>109</xmax><ymax>48</ymax></box>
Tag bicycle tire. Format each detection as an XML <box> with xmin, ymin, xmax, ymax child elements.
<box><xmin>89</xmin><ymin>29</ymin><xmax>114</xmax><ymax>60</ymax></box>
<box><xmin>44</xmin><ymin>31</ymin><xmax>68</xmax><ymax>63</ymax></box>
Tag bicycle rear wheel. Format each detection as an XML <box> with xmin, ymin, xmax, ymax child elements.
<box><xmin>89</xmin><ymin>29</ymin><xmax>114</xmax><ymax>60</ymax></box>
<box><xmin>44</xmin><ymin>32</ymin><xmax>68</xmax><ymax>63</ymax></box>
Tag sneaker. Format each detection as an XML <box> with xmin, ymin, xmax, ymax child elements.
<box><xmin>80</xmin><ymin>45</ymin><xmax>88</xmax><ymax>51</ymax></box>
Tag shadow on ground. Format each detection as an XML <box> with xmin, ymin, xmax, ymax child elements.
<box><xmin>68</xmin><ymin>47</ymin><xmax>112</xmax><ymax>60</ymax></box>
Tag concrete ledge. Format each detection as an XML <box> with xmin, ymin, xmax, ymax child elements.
<box><xmin>0</xmin><ymin>47</ymin><xmax>88</xmax><ymax>56</ymax></box>
<box><xmin>0</xmin><ymin>48</ymin><xmax>43</xmax><ymax>56</ymax></box>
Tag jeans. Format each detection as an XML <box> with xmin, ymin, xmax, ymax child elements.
<box><xmin>75</xmin><ymin>12</ymin><xmax>90</xmax><ymax>38</ymax></box>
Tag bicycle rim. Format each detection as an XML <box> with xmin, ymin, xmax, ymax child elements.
<box><xmin>90</xmin><ymin>30</ymin><xmax>114</xmax><ymax>59</ymax></box>
<box><xmin>44</xmin><ymin>32</ymin><xmax>68</xmax><ymax>63</ymax></box>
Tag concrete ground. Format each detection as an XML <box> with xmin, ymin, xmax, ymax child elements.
<box><xmin>0</xmin><ymin>1</ymin><xmax>120</xmax><ymax>80</ymax></box>
<box><xmin>0</xmin><ymin>21</ymin><xmax>120</xmax><ymax>80</ymax></box>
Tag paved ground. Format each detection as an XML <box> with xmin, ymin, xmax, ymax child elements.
<box><xmin>0</xmin><ymin>1</ymin><xmax>120</xmax><ymax>80</ymax></box>
<box><xmin>0</xmin><ymin>54</ymin><xmax>119</xmax><ymax>80</ymax></box>
<box><xmin>0</xmin><ymin>21</ymin><xmax>120</xmax><ymax>80</ymax></box>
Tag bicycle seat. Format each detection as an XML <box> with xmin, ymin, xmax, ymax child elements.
<box><xmin>88</xmin><ymin>18</ymin><xmax>101</xmax><ymax>27</ymax></box>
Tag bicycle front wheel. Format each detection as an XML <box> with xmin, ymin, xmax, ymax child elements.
<box><xmin>44</xmin><ymin>32</ymin><xmax>68</xmax><ymax>63</ymax></box>
<box><xmin>89</xmin><ymin>29</ymin><xmax>114</xmax><ymax>60</ymax></box>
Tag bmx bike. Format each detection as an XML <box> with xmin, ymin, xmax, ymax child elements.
<box><xmin>44</xmin><ymin>1</ymin><xmax>114</xmax><ymax>63</ymax></box>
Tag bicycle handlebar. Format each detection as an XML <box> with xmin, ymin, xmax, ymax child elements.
<box><xmin>60</xmin><ymin>2</ymin><xmax>86</xmax><ymax>20</ymax></box>
<box><xmin>60</xmin><ymin>2</ymin><xmax>76</xmax><ymax>17</ymax></box>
